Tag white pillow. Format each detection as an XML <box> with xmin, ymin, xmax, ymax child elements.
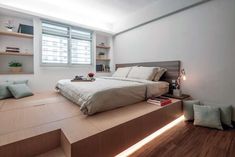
<box><xmin>127</xmin><ymin>67</ymin><xmax>157</xmax><ymax>80</ymax></box>
<box><xmin>112</xmin><ymin>67</ymin><xmax>132</xmax><ymax>78</ymax></box>
<box><xmin>153</xmin><ymin>67</ymin><xmax>167</xmax><ymax>81</ymax></box>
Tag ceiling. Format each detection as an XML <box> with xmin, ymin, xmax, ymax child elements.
<box><xmin>0</xmin><ymin>0</ymin><xmax>207</xmax><ymax>34</ymax></box>
<box><xmin>0</xmin><ymin>0</ymin><xmax>158</xmax><ymax>32</ymax></box>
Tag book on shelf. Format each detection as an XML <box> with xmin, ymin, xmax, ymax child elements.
<box><xmin>5</xmin><ymin>47</ymin><xmax>20</xmax><ymax>53</ymax></box>
<box><xmin>6</xmin><ymin>50</ymin><xmax>20</xmax><ymax>53</ymax></box>
<box><xmin>147</xmin><ymin>96</ymin><xmax>172</xmax><ymax>106</ymax></box>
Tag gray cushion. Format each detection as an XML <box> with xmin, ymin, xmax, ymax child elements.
<box><xmin>6</xmin><ymin>80</ymin><xmax>28</xmax><ymax>84</ymax></box>
<box><xmin>14</xmin><ymin>80</ymin><xmax>28</xmax><ymax>84</ymax></box>
<box><xmin>183</xmin><ymin>100</ymin><xmax>200</xmax><ymax>121</ymax></box>
<box><xmin>219</xmin><ymin>106</ymin><xmax>233</xmax><ymax>128</ymax></box>
<box><xmin>7</xmin><ymin>84</ymin><xmax>33</xmax><ymax>99</ymax></box>
<box><xmin>203</xmin><ymin>102</ymin><xmax>233</xmax><ymax>128</ymax></box>
<box><xmin>0</xmin><ymin>81</ymin><xmax>13</xmax><ymax>99</ymax></box>
<box><xmin>193</xmin><ymin>105</ymin><xmax>223</xmax><ymax>130</ymax></box>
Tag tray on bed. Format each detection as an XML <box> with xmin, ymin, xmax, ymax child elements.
<box><xmin>71</xmin><ymin>79</ymin><xmax>95</xmax><ymax>82</ymax></box>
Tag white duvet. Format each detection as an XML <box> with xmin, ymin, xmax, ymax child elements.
<box><xmin>56</xmin><ymin>77</ymin><xmax>169</xmax><ymax>115</ymax></box>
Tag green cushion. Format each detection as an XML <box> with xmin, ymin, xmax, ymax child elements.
<box><xmin>0</xmin><ymin>82</ymin><xmax>13</xmax><ymax>99</ymax></box>
<box><xmin>204</xmin><ymin>102</ymin><xmax>233</xmax><ymax>128</ymax></box>
<box><xmin>193</xmin><ymin>105</ymin><xmax>223</xmax><ymax>130</ymax></box>
<box><xmin>183</xmin><ymin>100</ymin><xmax>200</xmax><ymax>121</ymax></box>
<box><xmin>7</xmin><ymin>84</ymin><xmax>33</xmax><ymax>99</ymax></box>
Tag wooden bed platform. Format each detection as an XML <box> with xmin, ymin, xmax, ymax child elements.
<box><xmin>0</xmin><ymin>92</ymin><xmax>182</xmax><ymax>157</ymax></box>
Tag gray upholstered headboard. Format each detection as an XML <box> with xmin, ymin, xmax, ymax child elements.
<box><xmin>115</xmin><ymin>60</ymin><xmax>181</xmax><ymax>84</ymax></box>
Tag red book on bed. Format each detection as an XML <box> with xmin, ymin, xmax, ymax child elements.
<box><xmin>147</xmin><ymin>96</ymin><xmax>172</xmax><ymax>106</ymax></box>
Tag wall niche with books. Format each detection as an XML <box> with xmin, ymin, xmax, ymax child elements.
<box><xmin>0</xmin><ymin>13</ymin><xmax>34</xmax><ymax>75</ymax></box>
<box><xmin>96</xmin><ymin>33</ymin><xmax>113</xmax><ymax>74</ymax></box>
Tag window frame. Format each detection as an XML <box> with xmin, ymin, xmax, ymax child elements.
<box><xmin>40</xmin><ymin>20</ymin><xmax>93</xmax><ymax>67</ymax></box>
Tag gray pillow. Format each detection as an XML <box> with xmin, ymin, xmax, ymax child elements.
<box><xmin>193</xmin><ymin>105</ymin><xmax>223</xmax><ymax>130</ymax></box>
<box><xmin>7</xmin><ymin>84</ymin><xmax>33</xmax><ymax>99</ymax></box>
<box><xmin>219</xmin><ymin>106</ymin><xmax>233</xmax><ymax>128</ymax></box>
<box><xmin>0</xmin><ymin>81</ymin><xmax>13</xmax><ymax>99</ymax></box>
<box><xmin>183</xmin><ymin>100</ymin><xmax>200</xmax><ymax>121</ymax></box>
<box><xmin>203</xmin><ymin>102</ymin><xmax>233</xmax><ymax>128</ymax></box>
<box><xmin>14</xmin><ymin>80</ymin><xmax>28</xmax><ymax>84</ymax></box>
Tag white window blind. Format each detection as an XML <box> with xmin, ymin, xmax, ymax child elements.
<box><xmin>41</xmin><ymin>21</ymin><xmax>92</xmax><ymax>65</ymax></box>
<box><xmin>71</xmin><ymin>39</ymin><xmax>91</xmax><ymax>64</ymax></box>
<box><xmin>71</xmin><ymin>29</ymin><xmax>92</xmax><ymax>64</ymax></box>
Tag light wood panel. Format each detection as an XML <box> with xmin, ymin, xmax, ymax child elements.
<box><xmin>96</xmin><ymin>45</ymin><xmax>110</xmax><ymax>49</ymax></box>
<box><xmin>71</xmin><ymin>100</ymin><xmax>182</xmax><ymax>157</ymax></box>
<box><xmin>36</xmin><ymin>148</ymin><xmax>66</xmax><ymax>157</ymax></box>
<box><xmin>0</xmin><ymin>72</ymin><xmax>34</xmax><ymax>75</ymax></box>
<box><xmin>96</xmin><ymin>58</ymin><xmax>110</xmax><ymax>61</ymax></box>
<box><xmin>60</xmin><ymin>131</ymin><xmax>71</xmax><ymax>157</ymax></box>
<box><xmin>0</xmin><ymin>92</ymin><xmax>182</xmax><ymax>157</ymax></box>
<box><xmin>0</xmin><ymin>130</ymin><xmax>61</xmax><ymax>157</ymax></box>
<box><xmin>0</xmin><ymin>52</ymin><xmax>33</xmax><ymax>56</ymax></box>
<box><xmin>0</xmin><ymin>100</ymin><xmax>80</xmax><ymax>135</ymax></box>
<box><xmin>0</xmin><ymin>31</ymin><xmax>33</xmax><ymax>39</ymax></box>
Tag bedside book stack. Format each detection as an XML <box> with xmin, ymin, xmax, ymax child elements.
<box><xmin>147</xmin><ymin>96</ymin><xmax>172</xmax><ymax>106</ymax></box>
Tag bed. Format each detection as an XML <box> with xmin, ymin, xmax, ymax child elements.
<box><xmin>56</xmin><ymin>77</ymin><xmax>169</xmax><ymax>115</ymax></box>
<box><xmin>56</xmin><ymin>61</ymin><xmax>180</xmax><ymax>115</ymax></box>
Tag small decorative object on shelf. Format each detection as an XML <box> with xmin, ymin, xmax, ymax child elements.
<box><xmin>172</xmin><ymin>69</ymin><xmax>186</xmax><ymax>97</ymax></box>
<box><xmin>96</xmin><ymin>64</ymin><xmax>110</xmax><ymax>72</ymax></box>
<box><xmin>9</xmin><ymin>61</ymin><xmax>22</xmax><ymax>73</ymax></box>
<box><xmin>105</xmin><ymin>65</ymin><xmax>110</xmax><ymax>72</ymax></box>
<box><xmin>99</xmin><ymin>43</ymin><xmax>105</xmax><ymax>46</ymax></box>
<box><xmin>5</xmin><ymin>20</ymin><xmax>14</xmax><ymax>32</ymax></box>
<box><xmin>98</xmin><ymin>52</ymin><xmax>105</xmax><ymax>59</ymax></box>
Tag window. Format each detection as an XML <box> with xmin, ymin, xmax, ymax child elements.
<box><xmin>41</xmin><ymin>21</ymin><xmax>92</xmax><ymax>65</ymax></box>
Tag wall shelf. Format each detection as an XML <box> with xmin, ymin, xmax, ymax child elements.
<box><xmin>0</xmin><ymin>15</ymin><xmax>34</xmax><ymax>75</ymax></box>
<box><xmin>0</xmin><ymin>31</ymin><xmax>33</xmax><ymax>39</ymax></box>
<box><xmin>96</xmin><ymin>45</ymin><xmax>110</xmax><ymax>49</ymax></box>
<box><xmin>0</xmin><ymin>72</ymin><xmax>34</xmax><ymax>75</ymax></box>
<box><xmin>96</xmin><ymin>58</ymin><xmax>110</xmax><ymax>61</ymax></box>
<box><xmin>0</xmin><ymin>52</ymin><xmax>33</xmax><ymax>56</ymax></box>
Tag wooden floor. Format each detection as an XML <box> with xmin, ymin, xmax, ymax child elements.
<box><xmin>131</xmin><ymin>121</ymin><xmax>235</xmax><ymax>157</ymax></box>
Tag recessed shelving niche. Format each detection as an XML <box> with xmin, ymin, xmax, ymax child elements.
<box><xmin>0</xmin><ymin>15</ymin><xmax>34</xmax><ymax>75</ymax></box>
<box><xmin>96</xmin><ymin>33</ymin><xmax>113</xmax><ymax>74</ymax></box>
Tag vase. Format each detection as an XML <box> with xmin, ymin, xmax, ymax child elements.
<box><xmin>9</xmin><ymin>67</ymin><xmax>22</xmax><ymax>73</ymax></box>
<box><xmin>7</xmin><ymin>28</ymin><xmax>13</xmax><ymax>32</ymax></box>
<box><xmin>173</xmin><ymin>89</ymin><xmax>182</xmax><ymax>97</ymax></box>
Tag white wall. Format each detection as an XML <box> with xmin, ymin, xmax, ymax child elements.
<box><xmin>114</xmin><ymin>0</ymin><xmax>235</xmax><ymax>119</ymax></box>
<box><xmin>113</xmin><ymin>0</ymin><xmax>206</xmax><ymax>33</ymax></box>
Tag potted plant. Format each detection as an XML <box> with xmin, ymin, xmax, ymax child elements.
<box><xmin>98</xmin><ymin>52</ymin><xmax>105</xmax><ymax>59</ymax></box>
<box><xmin>9</xmin><ymin>61</ymin><xmax>22</xmax><ymax>73</ymax></box>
